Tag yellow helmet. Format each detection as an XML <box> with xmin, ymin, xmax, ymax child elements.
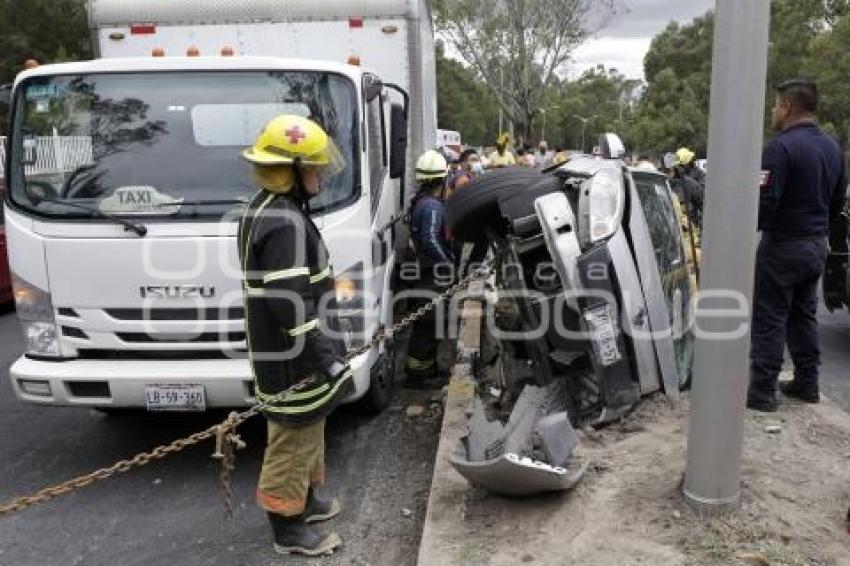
<box><xmin>415</xmin><ymin>150</ymin><xmax>448</xmax><ymax>181</ymax></box>
<box><xmin>675</xmin><ymin>147</ymin><xmax>696</xmax><ymax>166</ymax></box>
<box><xmin>553</xmin><ymin>152</ymin><xmax>569</xmax><ymax>166</ymax></box>
<box><xmin>242</xmin><ymin>115</ymin><xmax>345</xmax><ymax>175</ymax></box>
<box><xmin>497</xmin><ymin>133</ymin><xmax>510</xmax><ymax>147</ymax></box>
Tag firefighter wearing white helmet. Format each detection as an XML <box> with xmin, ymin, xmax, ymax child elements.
<box><xmin>406</xmin><ymin>150</ymin><xmax>455</xmax><ymax>388</ymax></box>
<box><xmin>239</xmin><ymin>114</ymin><xmax>350</xmax><ymax>557</ymax></box>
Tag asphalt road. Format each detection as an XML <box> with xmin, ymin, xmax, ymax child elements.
<box><xmin>1</xmin><ymin>301</ymin><xmax>848</xmax><ymax>566</ymax></box>
<box><xmin>0</xmin><ymin>310</ymin><xmax>442</xmax><ymax>566</ymax></box>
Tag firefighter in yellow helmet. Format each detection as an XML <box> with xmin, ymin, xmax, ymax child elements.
<box><xmin>488</xmin><ymin>132</ymin><xmax>516</xmax><ymax>168</ymax></box>
<box><xmin>405</xmin><ymin>150</ymin><xmax>456</xmax><ymax>388</ymax></box>
<box><xmin>239</xmin><ymin>115</ymin><xmax>351</xmax><ymax>557</ymax></box>
<box><xmin>675</xmin><ymin>146</ymin><xmax>706</xmax><ymax>186</ymax></box>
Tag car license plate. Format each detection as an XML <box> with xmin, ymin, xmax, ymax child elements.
<box><xmin>145</xmin><ymin>384</ymin><xmax>206</xmax><ymax>412</ymax></box>
<box><xmin>584</xmin><ymin>305</ymin><xmax>622</xmax><ymax>367</ymax></box>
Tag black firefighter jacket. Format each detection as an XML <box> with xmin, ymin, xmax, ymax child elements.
<box><xmin>238</xmin><ymin>189</ymin><xmax>353</xmax><ymax>425</ymax></box>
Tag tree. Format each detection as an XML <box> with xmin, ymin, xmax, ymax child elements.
<box><xmin>431</xmin><ymin>0</ymin><xmax>617</xmax><ymax>141</ymax></box>
<box><xmin>629</xmin><ymin>12</ymin><xmax>713</xmax><ymax>155</ymax></box>
<box><xmin>435</xmin><ymin>42</ymin><xmax>500</xmax><ymax>146</ymax></box>
<box><xmin>807</xmin><ymin>7</ymin><xmax>850</xmax><ymax>141</ymax></box>
<box><xmin>0</xmin><ymin>0</ymin><xmax>91</xmax><ymax>84</ymax></box>
<box><xmin>544</xmin><ymin>65</ymin><xmax>640</xmax><ymax>151</ymax></box>
<box><xmin>627</xmin><ymin>0</ymin><xmax>850</xmax><ymax>155</ymax></box>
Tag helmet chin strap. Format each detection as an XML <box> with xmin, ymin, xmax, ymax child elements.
<box><xmin>291</xmin><ymin>157</ymin><xmax>312</xmax><ymax>214</ymax></box>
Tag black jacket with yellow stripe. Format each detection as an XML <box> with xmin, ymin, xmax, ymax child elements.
<box><xmin>238</xmin><ymin>189</ymin><xmax>353</xmax><ymax>425</ymax></box>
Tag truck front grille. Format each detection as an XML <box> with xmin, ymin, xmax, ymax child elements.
<box><xmin>57</xmin><ymin>307</ymin><xmax>247</xmax><ymax>354</ymax></box>
<box><xmin>116</xmin><ymin>331</ymin><xmax>246</xmax><ymax>344</ymax></box>
<box><xmin>104</xmin><ymin>307</ymin><xmax>244</xmax><ymax>321</ymax></box>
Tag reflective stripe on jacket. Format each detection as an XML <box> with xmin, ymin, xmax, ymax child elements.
<box><xmin>238</xmin><ymin>189</ymin><xmax>353</xmax><ymax>425</ymax></box>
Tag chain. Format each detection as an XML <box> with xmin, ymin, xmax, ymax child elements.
<box><xmin>0</xmin><ymin>258</ymin><xmax>495</xmax><ymax>518</ymax></box>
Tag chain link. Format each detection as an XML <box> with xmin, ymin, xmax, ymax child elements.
<box><xmin>0</xmin><ymin>258</ymin><xmax>495</xmax><ymax>518</ymax></box>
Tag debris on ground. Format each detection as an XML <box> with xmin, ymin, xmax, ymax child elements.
<box><xmin>764</xmin><ymin>423</ymin><xmax>783</xmax><ymax>434</ymax></box>
<box><xmin>406</xmin><ymin>405</ymin><xmax>426</xmax><ymax>418</ymax></box>
<box><xmin>420</xmin><ymin>393</ymin><xmax>850</xmax><ymax>565</ymax></box>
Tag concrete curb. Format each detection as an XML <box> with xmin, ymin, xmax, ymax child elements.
<box><xmin>417</xmin><ymin>295</ymin><xmax>482</xmax><ymax>566</ymax></box>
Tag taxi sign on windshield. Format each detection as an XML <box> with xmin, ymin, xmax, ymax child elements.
<box><xmin>99</xmin><ymin>186</ymin><xmax>183</xmax><ymax>215</ymax></box>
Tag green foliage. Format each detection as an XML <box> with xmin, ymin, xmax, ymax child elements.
<box><xmin>435</xmin><ymin>42</ymin><xmax>500</xmax><ymax>147</ymax></box>
<box><xmin>0</xmin><ymin>0</ymin><xmax>91</xmax><ymax>84</ymax></box>
<box><xmin>431</xmin><ymin>0</ymin><xmax>617</xmax><ymax>141</ymax></box>
<box><xmin>543</xmin><ymin>65</ymin><xmax>640</xmax><ymax>151</ymax></box>
<box><xmin>632</xmin><ymin>0</ymin><xmax>850</xmax><ymax>154</ymax></box>
<box><xmin>628</xmin><ymin>12</ymin><xmax>713</xmax><ymax>155</ymax></box>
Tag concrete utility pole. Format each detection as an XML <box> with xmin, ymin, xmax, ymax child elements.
<box><xmin>683</xmin><ymin>0</ymin><xmax>771</xmax><ymax>513</ymax></box>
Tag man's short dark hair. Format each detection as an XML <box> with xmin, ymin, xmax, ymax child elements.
<box><xmin>459</xmin><ymin>148</ymin><xmax>478</xmax><ymax>163</ymax></box>
<box><xmin>777</xmin><ymin>79</ymin><xmax>818</xmax><ymax>114</ymax></box>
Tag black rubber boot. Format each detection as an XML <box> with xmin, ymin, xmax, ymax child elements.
<box><xmin>304</xmin><ymin>488</ymin><xmax>341</xmax><ymax>523</ymax></box>
<box><xmin>780</xmin><ymin>381</ymin><xmax>820</xmax><ymax>404</ymax></box>
<box><xmin>747</xmin><ymin>384</ymin><xmax>778</xmax><ymax>413</ymax></box>
<box><xmin>267</xmin><ymin>512</ymin><xmax>342</xmax><ymax>557</ymax></box>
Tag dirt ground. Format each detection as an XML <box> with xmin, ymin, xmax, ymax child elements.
<box><xmin>420</xmin><ymin>385</ymin><xmax>850</xmax><ymax>565</ymax></box>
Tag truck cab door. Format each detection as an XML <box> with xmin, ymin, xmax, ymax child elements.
<box><xmin>364</xmin><ymin>78</ymin><xmax>394</xmax><ymax>328</ymax></box>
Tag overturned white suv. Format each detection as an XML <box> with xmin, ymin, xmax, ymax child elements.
<box><xmin>444</xmin><ymin>136</ymin><xmax>694</xmax><ymax>495</ymax></box>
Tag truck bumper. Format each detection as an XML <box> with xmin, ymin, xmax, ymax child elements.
<box><xmin>9</xmin><ymin>350</ymin><xmax>375</xmax><ymax>409</ymax></box>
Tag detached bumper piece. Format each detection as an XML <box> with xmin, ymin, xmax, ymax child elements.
<box><xmin>450</xmin><ymin>452</ymin><xmax>588</xmax><ymax>497</ymax></box>
<box><xmin>450</xmin><ymin>382</ymin><xmax>588</xmax><ymax>496</ymax></box>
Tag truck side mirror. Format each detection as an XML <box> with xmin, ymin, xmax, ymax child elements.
<box><xmin>364</xmin><ymin>76</ymin><xmax>383</xmax><ymax>103</ymax></box>
<box><xmin>389</xmin><ymin>103</ymin><xmax>407</xmax><ymax>180</ymax></box>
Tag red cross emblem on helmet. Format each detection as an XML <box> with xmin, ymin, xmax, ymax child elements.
<box><xmin>285</xmin><ymin>125</ymin><xmax>307</xmax><ymax>144</ymax></box>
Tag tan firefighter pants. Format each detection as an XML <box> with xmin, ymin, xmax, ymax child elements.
<box><xmin>256</xmin><ymin>418</ymin><xmax>325</xmax><ymax>517</ymax></box>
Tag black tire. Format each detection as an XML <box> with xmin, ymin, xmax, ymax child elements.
<box><xmin>445</xmin><ymin>168</ymin><xmax>547</xmax><ymax>242</ymax></box>
<box><xmin>359</xmin><ymin>348</ymin><xmax>395</xmax><ymax>414</ymax></box>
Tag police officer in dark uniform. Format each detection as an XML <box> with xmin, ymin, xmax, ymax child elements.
<box><xmin>747</xmin><ymin>79</ymin><xmax>847</xmax><ymax>412</ymax></box>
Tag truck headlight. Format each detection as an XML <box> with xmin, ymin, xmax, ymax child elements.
<box><xmin>582</xmin><ymin>168</ymin><xmax>626</xmax><ymax>244</ymax></box>
<box><xmin>333</xmin><ymin>263</ymin><xmax>365</xmax><ymax>350</ymax></box>
<box><xmin>13</xmin><ymin>273</ymin><xmax>59</xmax><ymax>357</ymax></box>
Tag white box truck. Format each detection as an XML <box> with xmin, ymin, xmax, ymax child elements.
<box><xmin>3</xmin><ymin>0</ymin><xmax>437</xmax><ymax>413</ymax></box>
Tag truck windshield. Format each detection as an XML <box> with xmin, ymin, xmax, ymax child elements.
<box><xmin>7</xmin><ymin>71</ymin><xmax>359</xmax><ymax>219</ymax></box>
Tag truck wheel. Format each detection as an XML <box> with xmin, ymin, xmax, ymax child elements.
<box><xmin>359</xmin><ymin>347</ymin><xmax>395</xmax><ymax>414</ymax></box>
<box><xmin>445</xmin><ymin>168</ymin><xmax>546</xmax><ymax>242</ymax></box>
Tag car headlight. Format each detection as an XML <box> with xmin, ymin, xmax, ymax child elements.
<box><xmin>581</xmin><ymin>168</ymin><xmax>626</xmax><ymax>244</ymax></box>
<box><xmin>332</xmin><ymin>263</ymin><xmax>365</xmax><ymax>350</ymax></box>
<box><xmin>13</xmin><ymin>273</ymin><xmax>59</xmax><ymax>357</ymax></box>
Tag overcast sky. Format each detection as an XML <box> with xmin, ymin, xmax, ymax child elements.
<box><xmin>570</xmin><ymin>0</ymin><xmax>715</xmax><ymax>80</ymax></box>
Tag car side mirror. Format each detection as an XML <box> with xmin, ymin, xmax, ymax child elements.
<box><xmin>600</xmin><ymin>133</ymin><xmax>626</xmax><ymax>160</ymax></box>
<box><xmin>389</xmin><ymin>102</ymin><xmax>407</xmax><ymax>180</ymax></box>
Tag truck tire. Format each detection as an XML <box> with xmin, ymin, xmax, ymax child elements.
<box><xmin>445</xmin><ymin>168</ymin><xmax>547</xmax><ymax>242</ymax></box>
<box><xmin>359</xmin><ymin>346</ymin><xmax>395</xmax><ymax>414</ymax></box>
